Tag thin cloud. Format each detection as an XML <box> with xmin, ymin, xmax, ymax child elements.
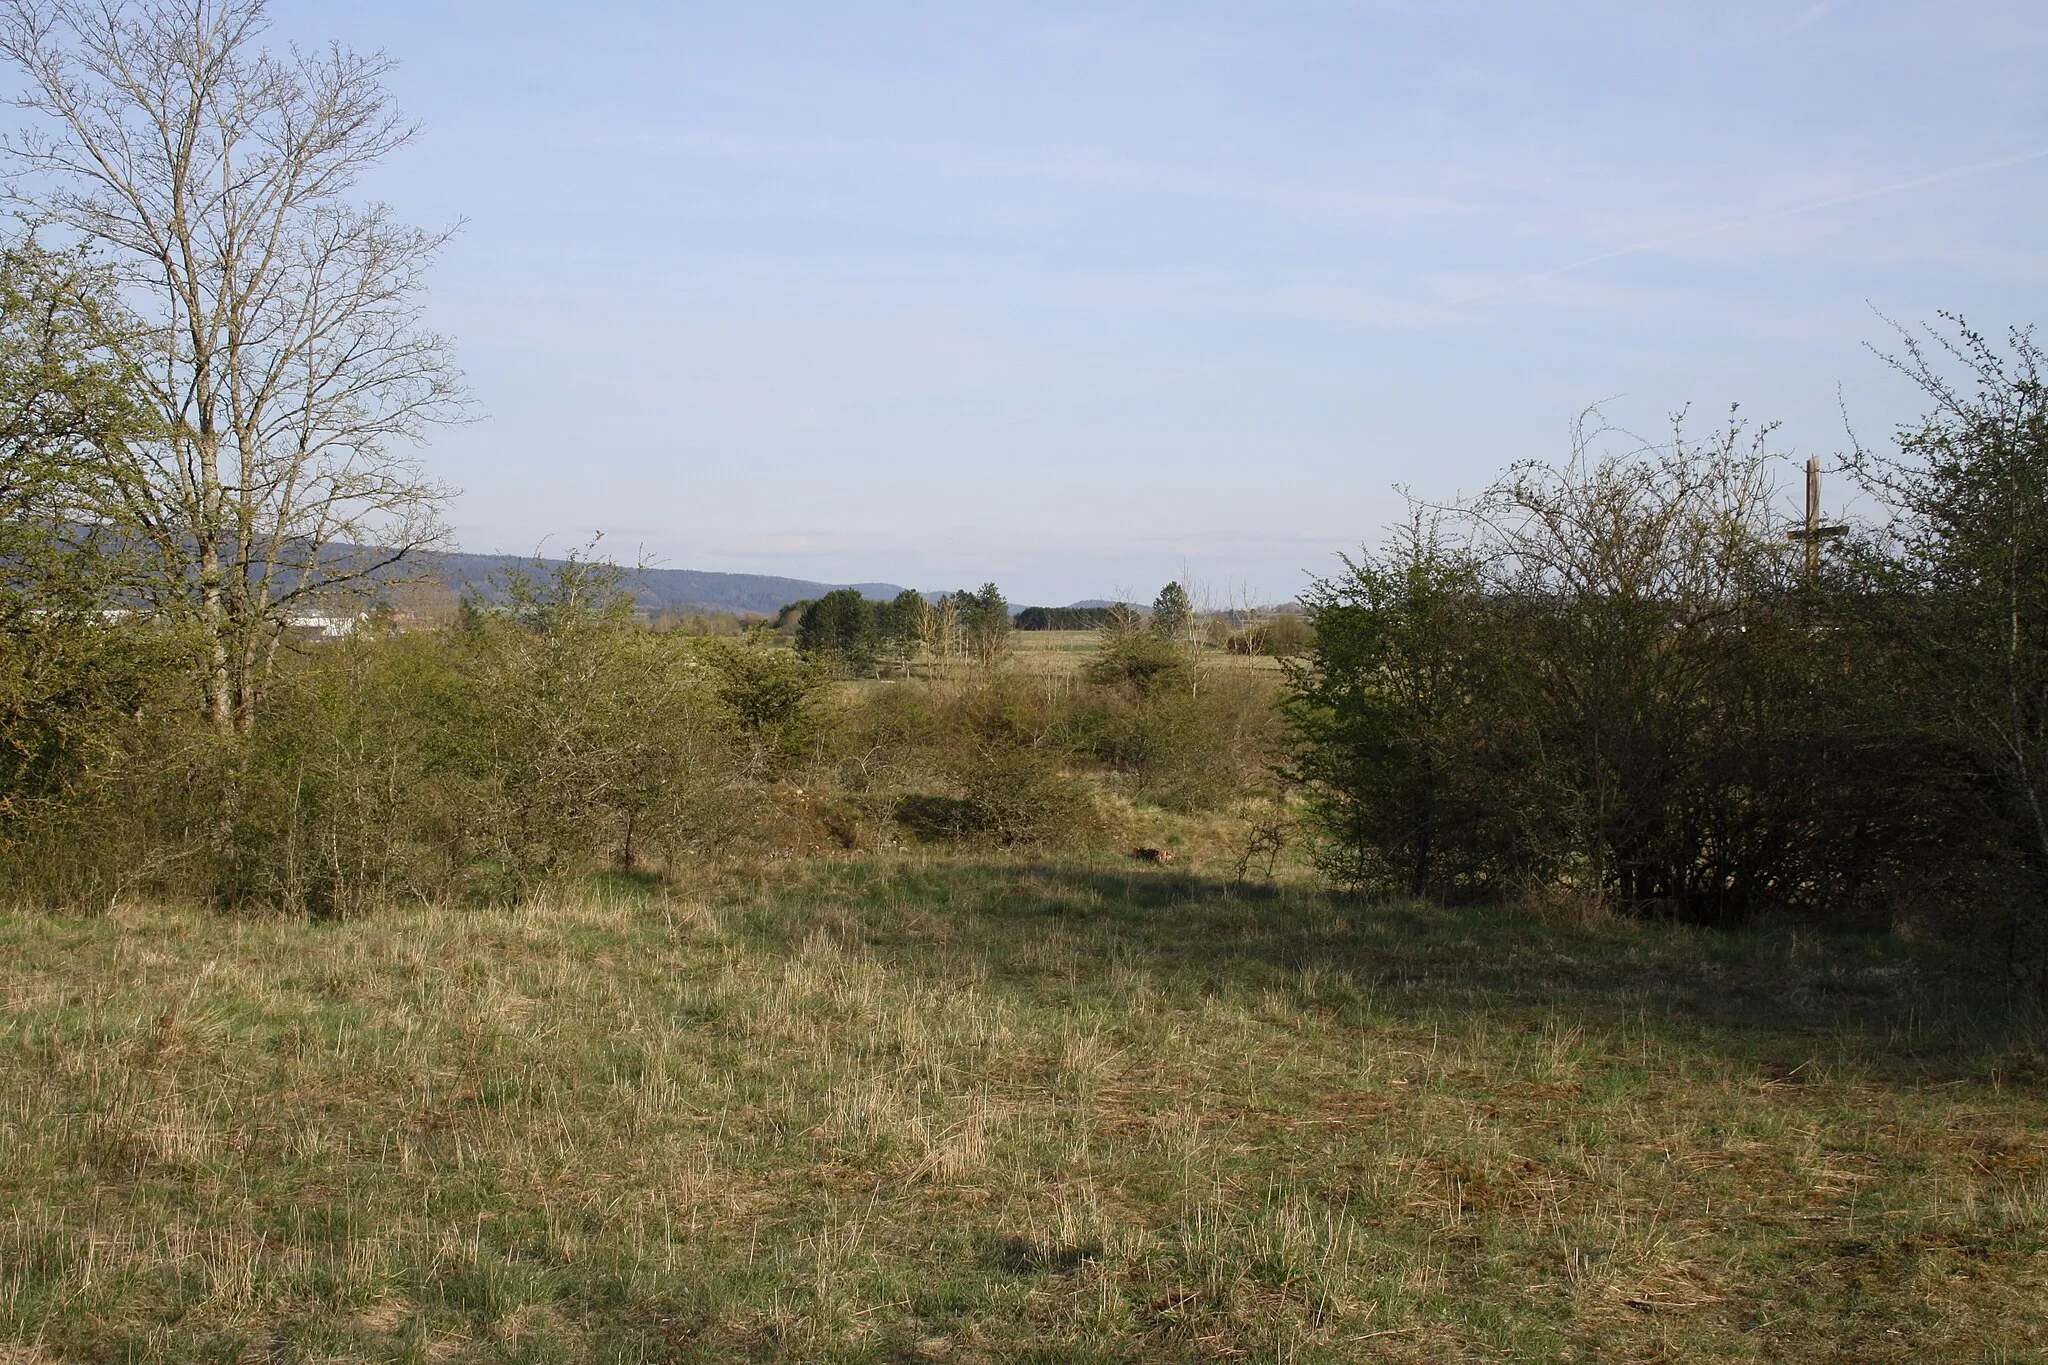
<box><xmin>1789</xmin><ymin>2</ymin><xmax>1837</xmax><ymax>34</ymax></box>
<box><xmin>1458</xmin><ymin>146</ymin><xmax>2048</xmax><ymax>306</ymax></box>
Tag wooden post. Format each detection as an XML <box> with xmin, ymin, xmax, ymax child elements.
<box><xmin>1787</xmin><ymin>456</ymin><xmax>1847</xmax><ymax>582</ymax></box>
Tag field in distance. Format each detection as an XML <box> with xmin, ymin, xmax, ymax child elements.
<box><xmin>3</xmin><ymin>832</ymin><xmax>2044</xmax><ymax>1361</ymax></box>
<box><xmin>1007</xmin><ymin>630</ymin><xmax>1287</xmax><ymax>677</ymax></box>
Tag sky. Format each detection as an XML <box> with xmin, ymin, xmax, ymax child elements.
<box><xmin>252</xmin><ymin>0</ymin><xmax>2048</xmax><ymax>604</ymax></box>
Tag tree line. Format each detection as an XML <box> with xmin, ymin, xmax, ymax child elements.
<box><xmin>788</xmin><ymin>585</ymin><xmax>1215</xmax><ymax>672</ymax></box>
<box><xmin>789</xmin><ymin>583</ymin><xmax>1014</xmax><ymax>673</ymax></box>
<box><xmin>1015</xmin><ymin>606</ymin><xmax>1122</xmax><ymax>630</ymax></box>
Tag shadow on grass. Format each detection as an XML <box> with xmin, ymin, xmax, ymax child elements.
<box><xmin>725</xmin><ymin>855</ymin><xmax>2044</xmax><ymax>1081</ymax></box>
<box><xmin>982</xmin><ymin>1236</ymin><xmax>1103</xmax><ymax>1276</ymax></box>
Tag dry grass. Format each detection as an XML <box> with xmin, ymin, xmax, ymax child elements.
<box><xmin>2</xmin><ymin>849</ymin><xmax>2045</xmax><ymax>1361</ymax></box>
<box><xmin>1005</xmin><ymin>630</ymin><xmax>1285</xmax><ymax>680</ymax></box>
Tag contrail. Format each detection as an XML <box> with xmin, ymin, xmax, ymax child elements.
<box><xmin>1460</xmin><ymin>145</ymin><xmax>2048</xmax><ymax>304</ymax></box>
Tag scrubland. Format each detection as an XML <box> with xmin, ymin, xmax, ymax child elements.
<box><xmin>3</xmin><ymin>837</ymin><xmax>2045</xmax><ymax>1362</ymax></box>
<box><xmin>8</xmin><ymin>370</ymin><xmax>2048</xmax><ymax>1358</ymax></box>
<box><xmin>2</xmin><ymin>5</ymin><xmax>2043</xmax><ymax>1353</ymax></box>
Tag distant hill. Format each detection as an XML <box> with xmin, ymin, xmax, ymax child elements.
<box><xmin>412</xmin><ymin>551</ymin><xmax>909</xmax><ymax>616</ymax></box>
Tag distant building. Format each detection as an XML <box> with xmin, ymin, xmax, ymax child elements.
<box><xmin>287</xmin><ymin>612</ymin><xmax>366</xmax><ymax>639</ymax></box>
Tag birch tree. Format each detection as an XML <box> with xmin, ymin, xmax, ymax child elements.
<box><xmin>0</xmin><ymin>0</ymin><xmax>465</xmax><ymax>731</ymax></box>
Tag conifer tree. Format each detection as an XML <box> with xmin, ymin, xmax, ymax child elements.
<box><xmin>1151</xmin><ymin>581</ymin><xmax>1193</xmax><ymax>642</ymax></box>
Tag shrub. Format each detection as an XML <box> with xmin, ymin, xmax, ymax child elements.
<box><xmin>696</xmin><ymin>636</ymin><xmax>828</xmax><ymax>774</ymax></box>
<box><xmin>1083</xmin><ymin>633</ymin><xmax>1192</xmax><ymax>697</ymax></box>
<box><xmin>827</xmin><ymin>672</ymin><xmax>1099</xmax><ymax>846</ymax></box>
<box><xmin>1856</xmin><ymin>318</ymin><xmax>2048</xmax><ymax>934</ymax></box>
<box><xmin>1282</xmin><ymin>517</ymin><xmax>1500</xmax><ymax>898</ymax></box>
<box><xmin>200</xmin><ymin>554</ymin><xmax>757</xmax><ymax>911</ymax></box>
<box><xmin>209</xmin><ymin>630</ymin><xmax>463</xmax><ymax>916</ymax></box>
<box><xmin>1284</xmin><ymin>419</ymin><xmax>1960</xmax><ymax>924</ymax></box>
<box><xmin>1078</xmin><ymin>671</ymin><xmax>1278</xmax><ymax>813</ymax></box>
<box><xmin>894</xmin><ymin>747</ymin><xmax>1094</xmax><ymax>847</ymax></box>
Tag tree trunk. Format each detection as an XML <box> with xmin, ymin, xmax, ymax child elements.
<box><xmin>195</xmin><ymin>428</ymin><xmax>234</xmax><ymax>734</ymax></box>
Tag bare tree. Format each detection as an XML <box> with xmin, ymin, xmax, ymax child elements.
<box><xmin>1225</xmin><ymin>580</ymin><xmax>1270</xmax><ymax>656</ymax></box>
<box><xmin>912</xmin><ymin>591</ymin><xmax>958</xmax><ymax>671</ymax></box>
<box><xmin>0</xmin><ymin>0</ymin><xmax>465</xmax><ymax>731</ymax></box>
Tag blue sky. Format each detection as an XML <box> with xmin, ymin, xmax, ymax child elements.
<box><xmin>270</xmin><ymin>1</ymin><xmax>2045</xmax><ymax>604</ymax></box>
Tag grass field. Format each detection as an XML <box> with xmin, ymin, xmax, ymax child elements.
<box><xmin>994</xmin><ymin>631</ymin><xmax>1286</xmax><ymax>679</ymax></box>
<box><xmin>3</xmin><ymin>849</ymin><xmax>2046</xmax><ymax>1362</ymax></box>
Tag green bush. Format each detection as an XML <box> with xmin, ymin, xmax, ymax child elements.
<box><xmin>1083</xmin><ymin>633</ymin><xmax>1193</xmax><ymax>697</ymax></box>
<box><xmin>440</xmin><ymin>560</ymin><xmax>755</xmax><ymax>897</ymax></box>
<box><xmin>1857</xmin><ymin>319</ymin><xmax>2048</xmax><ymax>941</ymax></box>
<box><xmin>174</xmin><ymin>555</ymin><xmax>759</xmax><ymax>913</ymax></box>
<box><xmin>1074</xmin><ymin>635</ymin><xmax>1280</xmax><ymax>812</ymax></box>
<box><xmin>894</xmin><ymin>746</ymin><xmax>1095</xmax><ymax>847</ymax></box>
<box><xmin>695</xmin><ymin>636</ymin><xmax>828</xmax><ymax>774</ymax></box>
<box><xmin>0</xmin><ymin>547</ymin><xmax>1289</xmax><ymax>911</ymax></box>
<box><xmin>1283</xmin><ymin>428</ymin><xmax>1967</xmax><ymax>924</ymax></box>
<box><xmin>209</xmin><ymin>631</ymin><xmax>462</xmax><ymax>916</ymax></box>
<box><xmin>828</xmin><ymin>674</ymin><xmax>1100</xmax><ymax>847</ymax></box>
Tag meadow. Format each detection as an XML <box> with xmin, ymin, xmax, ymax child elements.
<box><xmin>1003</xmin><ymin>631</ymin><xmax>1287</xmax><ymax>678</ymax></box>
<box><xmin>3</xmin><ymin>832</ymin><xmax>2044</xmax><ymax>1362</ymax></box>
<box><xmin>0</xmin><ymin>3</ymin><xmax>2042</xmax><ymax>1358</ymax></box>
<box><xmin>5</xmin><ymin>423</ymin><xmax>2047</xmax><ymax>1361</ymax></box>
